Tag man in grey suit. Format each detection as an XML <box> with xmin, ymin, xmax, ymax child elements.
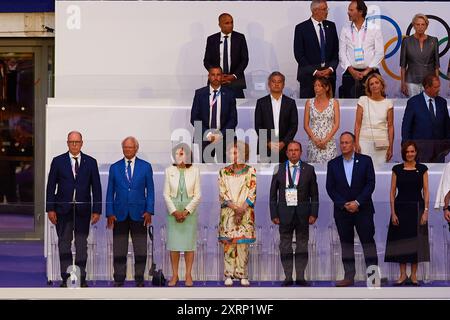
<box><xmin>270</xmin><ymin>141</ymin><xmax>319</xmax><ymax>286</ymax></box>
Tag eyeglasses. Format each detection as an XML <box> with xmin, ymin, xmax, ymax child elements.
<box><xmin>67</xmin><ymin>141</ymin><xmax>82</xmax><ymax>145</ymax></box>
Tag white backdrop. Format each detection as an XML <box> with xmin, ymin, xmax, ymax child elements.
<box><xmin>55</xmin><ymin>1</ymin><xmax>450</xmax><ymax>99</ymax></box>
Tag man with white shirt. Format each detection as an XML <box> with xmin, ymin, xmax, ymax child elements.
<box><xmin>294</xmin><ymin>0</ymin><xmax>339</xmax><ymax>98</ymax></box>
<box><xmin>191</xmin><ymin>66</ymin><xmax>237</xmax><ymax>163</ymax></box>
<box><xmin>46</xmin><ymin>131</ymin><xmax>102</xmax><ymax>288</ymax></box>
<box><xmin>339</xmin><ymin>0</ymin><xmax>384</xmax><ymax>98</ymax></box>
<box><xmin>203</xmin><ymin>13</ymin><xmax>249</xmax><ymax>98</ymax></box>
<box><xmin>255</xmin><ymin>71</ymin><xmax>298</xmax><ymax>163</ymax></box>
<box><xmin>106</xmin><ymin>136</ymin><xmax>154</xmax><ymax>287</ymax></box>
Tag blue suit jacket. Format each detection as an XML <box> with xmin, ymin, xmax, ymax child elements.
<box><xmin>46</xmin><ymin>152</ymin><xmax>102</xmax><ymax>216</ymax></box>
<box><xmin>294</xmin><ymin>18</ymin><xmax>339</xmax><ymax>82</ymax></box>
<box><xmin>106</xmin><ymin>157</ymin><xmax>154</xmax><ymax>222</ymax></box>
<box><xmin>326</xmin><ymin>153</ymin><xmax>375</xmax><ymax>216</ymax></box>
<box><xmin>190</xmin><ymin>86</ymin><xmax>237</xmax><ymax>138</ymax></box>
<box><xmin>401</xmin><ymin>93</ymin><xmax>450</xmax><ymax>143</ymax></box>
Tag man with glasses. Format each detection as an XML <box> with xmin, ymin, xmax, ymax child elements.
<box><xmin>294</xmin><ymin>0</ymin><xmax>339</xmax><ymax>98</ymax></box>
<box><xmin>46</xmin><ymin>131</ymin><xmax>102</xmax><ymax>287</ymax></box>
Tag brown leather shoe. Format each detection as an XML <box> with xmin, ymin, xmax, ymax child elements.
<box><xmin>335</xmin><ymin>279</ymin><xmax>354</xmax><ymax>287</ymax></box>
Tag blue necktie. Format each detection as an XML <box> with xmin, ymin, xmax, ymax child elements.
<box><xmin>319</xmin><ymin>23</ymin><xmax>326</xmax><ymax>65</ymax></box>
<box><xmin>223</xmin><ymin>35</ymin><xmax>229</xmax><ymax>74</ymax></box>
<box><xmin>127</xmin><ymin>160</ymin><xmax>132</xmax><ymax>182</ymax></box>
<box><xmin>211</xmin><ymin>90</ymin><xmax>218</xmax><ymax>129</ymax></box>
<box><xmin>73</xmin><ymin>157</ymin><xmax>79</xmax><ymax>177</ymax></box>
<box><xmin>428</xmin><ymin>99</ymin><xmax>436</xmax><ymax>121</ymax></box>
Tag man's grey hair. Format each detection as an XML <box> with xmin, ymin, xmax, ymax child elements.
<box><xmin>311</xmin><ymin>0</ymin><xmax>327</xmax><ymax>11</ymax></box>
<box><xmin>122</xmin><ymin>136</ymin><xmax>139</xmax><ymax>150</ymax></box>
<box><xmin>67</xmin><ymin>130</ymin><xmax>83</xmax><ymax>141</ymax></box>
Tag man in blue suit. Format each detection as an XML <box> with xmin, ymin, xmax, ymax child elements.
<box><xmin>401</xmin><ymin>74</ymin><xmax>450</xmax><ymax>163</ymax></box>
<box><xmin>294</xmin><ymin>0</ymin><xmax>339</xmax><ymax>98</ymax></box>
<box><xmin>46</xmin><ymin>131</ymin><xmax>102</xmax><ymax>287</ymax></box>
<box><xmin>106</xmin><ymin>136</ymin><xmax>154</xmax><ymax>287</ymax></box>
<box><xmin>191</xmin><ymin>66</ymin><xmax>237</xmax><ymax>163</ymax></box>
<box><xmin>326</xmin><ymin>132</ymin><xmax>378</xmax><ymax>287</ymax></box>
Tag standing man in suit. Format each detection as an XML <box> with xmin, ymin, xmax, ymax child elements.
<box><xmin>294</xmin><ymin>0</ymin><xmax>339</xmax><ymax>98</ymax></box>
<box><xmin>255</xmin><ymin>71</ymin><xmax>298</xmax><ymax>163</ymax></box>
<box><xmin>326</xmin><ymin>132</ymin><xmax>378</xmax><ymax>287</ymax></box>
<box><xmin>203</xmin><ymin>13</ymin><xmax>249</xmax><ymax>98</ymax></box>
<box><xmin>401</xmin><ymin>74</ymin><xmax>450</xmax><ymax>163</ymax></box>
<box><xmin>106</xmin><ymin>136</ymin><xmax>154</xmax><ymax>287</ymax></box>
<box><xmin>46</xmin><ymin>131</ymin><xmax>102</xmax><ymax>288</ymax></box>
<box><xmin>270</xmin><ymin>141</ymin><xmax>319</xmax><ymax>286</ymax></box>
<box><xmin>191</xmin><ymin>66</ymin><xmax>237</xmax><ymax>163</ymax></box>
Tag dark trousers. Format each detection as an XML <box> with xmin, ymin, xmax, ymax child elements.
<box><xmin>300</xmin><ymin>75</ymin><xmax>336</xmax><ymax>99</ymax></box>
<box><xmin>279</xmin><ymin>213</ymin><xmax>309</xmax><ymax>281</ymax></box>
<box><xmin>415</xmin><ymin>140</ymin><xmax>449</xmax><ymax>163</ymax></box>
<box><xmin>56</xmin><ymin>209</ymin><xmax>91</xmax><ymax>282</ymax></box>
<box><xmin>113</xmin><ymin>216</ymin><xmax>147</xmax><ymax>282</ymax></box>
<box><xmin>334</xmin><ymin>212</ymin><xmax>378</xmax><ymax>280</ymax></box>
<box><xmin>340</xmin><ymin>68</ymin><xmax>380</xmax><ymax>98</ymax></box>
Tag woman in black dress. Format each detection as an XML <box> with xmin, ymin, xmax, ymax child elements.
<box><xmin>385</xmin><ymin>141</ymin><xmax>430</xmax><ymax>286</ymax></box>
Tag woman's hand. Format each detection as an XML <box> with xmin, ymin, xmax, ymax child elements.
<box><xmin>401</xmin><ymin>82</ymin><xmax>408</xmax><ymax>97</ymax></box>
<box><xmin>420</xmin><ymin>211</ymin><xmax>428</xmax><ymax>225</ymax></box>
<box><xmin>391</xmin><ymin>213</ymin><xmax>399</xmax><ymax>226</ymax></box>
<box><xmin>385</xmin><ymin>146</ymin><xmax>393</xmax><ymax>161</ymax></box>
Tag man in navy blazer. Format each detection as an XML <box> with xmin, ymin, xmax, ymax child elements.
<box><xmin>46</xmin><ymin>131</ymin><xmax>102</xmax><ymax>287</ymax></box>
<box><xmin>326</xmin><ymin>132</ymin><xmax>378</xmax><ymax>287</ymax></box>
<box><xmin>255</xmin><ymin>71</ymin><xmax>298</xmax><ymax>163</ymax></box>
<box><xmin>294</xmin><ymin>0</ymin><xmax>339</xmax><ymax>98</ymax></box>
<box><xmin>191</xmin><ymin>66</ymin><xmax>237</xmax><ymax>163</ymax></box>
<box><xmin>401</xmin><ymin>74</ymin><xmax>450</xmax><ymax>162</ymax></box>
<box><xmin>203</xmin><ymin>13</ymin><xmax>249</xmax><ymax>98</ymax></box>
<box><xmin>106</xmin><ymin>136</ymin><xmax>154</xmax><ymax>287</ymax></box>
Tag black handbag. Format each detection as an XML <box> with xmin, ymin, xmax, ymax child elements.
<box><xmin>148</xmin><ymin>226</ymin><xmax>166</xmax><ymax>286</ymax></box>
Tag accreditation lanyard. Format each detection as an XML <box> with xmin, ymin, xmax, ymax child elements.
<box><xmin>210</xmin><ymin>90</ymin><xmax>221</xmax><ymax>108</ymax></box>
<box><xmin>285</xmin><ymin>161</ymin><xmax>300</xmax><ymax>188</ymax></box>
<box><xmin>351</xmin><ymin>20</ymin><xmax>368</xmax><ymax>45</ymax></box>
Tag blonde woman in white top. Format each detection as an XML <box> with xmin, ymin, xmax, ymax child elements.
<box><xmin>354</xmin><ymin>73</ymin><xmax>394</xmax><ymax>165</ymax></box>
<box><xmin>163</xmin><ymin>143</ymin><xmax>201</xmax><ymax>287</ymax></box>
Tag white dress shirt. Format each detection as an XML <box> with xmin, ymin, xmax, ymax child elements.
<box><xmin>311</xmin><ymin>17</ymin><xmax>334</xmax><ymax>74</ymax></box>
<box><xmin>69</xmin><ymin>153</ymin><xmax>81</xmax><ymax>178</ymax></box>
<box><xmin>271</xmin><ymin>94</ymin><xmax>282</xmax><ymax>137</ymax></box>
<box><xmin>209</xmin><ymin>85</ymin><xmax>222</xmax><ymax>130</ymax></box>
<box><xmin>124</xmin><ymin>156</ymin><xmax>136</xmax><ymax>178</ymax></box>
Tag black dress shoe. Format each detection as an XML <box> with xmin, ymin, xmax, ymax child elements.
<box><xmin>136</xmin><ymin>281</ymin><xmax>145</xmax><ymax>287</ymax></box>
<box><xmin>335</xmin><ymin>279</ymin><xmax>354</xmax><ymax>287</ymax></box>
<box><xmin>113</xmin><ymin>282</ymin><xmax>124</xmax><ymax>287</ymax></box>
<box><xmin>59</xmin><ymin>281</ymin><xmax>67</xmax><ymax>288</ymax></box>
<box><xmin>295</xmin><ymin>279</ymin><xmax>311</xmax><ymax>287</ymax></box>
<box><xmin>80</xmin><ymin>282</ymin><xmax>89</xmax><ymax>288</ymax></box>
<box><xmin>281</xmin><ymin>279</ymin><xmax>294</xmax><ymax>287</ymax></box>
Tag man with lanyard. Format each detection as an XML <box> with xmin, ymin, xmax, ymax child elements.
<box><xmin>339</xmin><ymin>0</ymin><xmax>383</xmax><ymax>98</ymax></box>
<box><xmin>270</xmin><ymin>141</ymin><xmax>319</xmax><ymax>286</ymax></box>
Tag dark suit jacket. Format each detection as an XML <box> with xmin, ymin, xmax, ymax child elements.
<box><xmin>270</xmin><ymin>161</ymin><xmax>319</xmax><ymax>225</ymax></box>
<box><xmin>326</xmin><ymin>153</ymin><xmax>375</xmax><ymax>216</ymax></box>
<box><xmin>106</xmin><ymin>157</ymin><xmax>154</xmax><ymax>222</ymax></box>
<box><xmin>254</xmin><ymin>94</ymin><xmax>298</xmax><ymax>155</ymax></box>
<box><xmin>203</xmin><ymin>31</ymin><xmax>249</xmax><ymax>89</ymax></box>
<box><xmin>294</xmin><ymin>18</ymin><xmax>339</xmax><ymax>82</ymax></box>
<box><xmin>190</xmin><ymin>86</ymin><xmax>237</xmax><ymax>138</ymax></box>
<box><xmin>401</xmin><ymin>93</ymin><xmax>450</xmax><ymax>143</ymax></box>
<box><xmin>46</xmin><ymin>151</ymin><xmax>102</xmax><ymax>216</ymax></box>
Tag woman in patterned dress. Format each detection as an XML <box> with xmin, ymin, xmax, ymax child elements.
<box><xmin>304</xmin><ymin>77</ymin><xmax>340</xmax><ymax>163</ymax></box>
<box><xmin>218</xmin><ymin>141</ymin><xmax>256</xmax><ymax>287</ymax></box>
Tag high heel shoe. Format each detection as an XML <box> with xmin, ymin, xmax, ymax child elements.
<box><xmin>185</xmin><ymin>276</ymin><xmax>193</xmax><ymax>287</ymax></box>
<box><xmin>168</xmin><ymin>277</ymin><xmax>178</xmax><ymax>287</ymax></box>
<box><xmin>393</xmin><ymin>277</ymin><xmax>408</xmax><ymax>286</ymax></box>
<box><xmin>409</xmin><ymin>277</ymin><xmax>420</xmax><ymax>286</ymax></box>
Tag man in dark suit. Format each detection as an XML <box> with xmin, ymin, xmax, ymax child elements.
<box><xmin>255</xmin><ymin>71</ymin><xmax>298</xmax><ymax>163</ymax></box>
<box><xmin>106</xmin><ymin>136</ymin><xmax>154</xmax><ymax>287</ymax></box>
<box><xmin>46</xmin><ymin>131</ymin><xmax>102</xmax><ymax>288</ymax></box>
<box><xmin>401</xmin><ymin>74</ymin><xmax>450</xmax><ymax>163</ymax></box>
<box><xmin>270</xmin><ymin>141</ymin><xmax>318</xmax><ymax>286</ymax></box>
<box><xmin>326</xmin><ymin>132</ymin><xmax>378</xmax><ymax>287</ymax></box>
<box><xmin>203</xmin><ymin>13</ymin><xmax>249</xmax><ymax>98</ymax></box>
<box><xmin>294</xmin><ymin>0</ymin><xmax>339</xmax><ymax>98</ymax></box>
<box><xmin>191</xmin><ymin>66</ymin><xmax>237</xmax><ymax>163</ymax></box>
<box><xmin>106</xmin><ymin>137</ymin><xmax>155</xmax><ymax>287</ymax></box>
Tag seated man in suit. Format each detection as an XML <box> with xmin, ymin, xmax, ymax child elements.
<box><xmin>46</xmin><ymin>131</ymin><xmax>102</xmax><ymax>288</ymax></box>
<box><xmin>203</xmin><ymin>13</ymin><xmax>249</xmax><ymax>98</ymax></box>
<box><xmin>294</xmin><ymin>0</ymin><xmax>339</xmax><ymax>98</ymax></box>
<box><xmin>270</xmin><ymin>141</ymin><xmax>318</xmax><ymax>286</ymax></box>
<box><xmin>402</xmin><ymin>74</ymin><xmax>450</xmax><ymax>163</ymax></box>
<box><xmin>255</xmin><ymin>71</ymin><xmax>298</xmax><ymax>163</ymax></box>
<box><xmin>326</xmin><ymin>132</ymin><xmax>378</xmax><ymax>287</ymax></box>
<box><xmin>106</xmin><ymin>136</ymin><xmax>154</xmax><ymax>287</ymax></box>
<box><xmin>190</xmin><ymin>66</ymin><xmax>237</xmax><ymax>163</ymax></box>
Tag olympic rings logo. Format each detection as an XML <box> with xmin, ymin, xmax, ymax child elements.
<box><xmin>367</xmin><ymin>14</ymin><xmax>450</xmax><ymax>81</ymax></box>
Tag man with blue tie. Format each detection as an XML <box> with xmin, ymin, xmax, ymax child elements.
<box><xmin>190</xmin><ymin>66</ymin><xmax>237</xmax><ymax>163</ymax></box>
<box><xmin>106</xmin><ymin>136</ymin><xmax>154</xmax><ymax>287</ymax></box>
<box><xmin>326</xmin><ymin>132</ymin><xmax>378</xmax><ymax>287</ymax></box>
<box><xmin>401</xmin><ymin>74</ymin><xmax>450</xmax><ymax>163</ymax></box>
<box><xmin>294</xmin><ymin>0</ymin><xmax>339</xmax><ymax>98</ymax></box>
<box><xmin>46</xmin><ymin>131</ymin><xmax>102</xmax><ymax>288</ymax></box>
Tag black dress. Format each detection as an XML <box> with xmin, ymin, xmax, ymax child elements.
<box><xmin>384</xmin><ymin>163</ymin><xmax>430</xmax><ymax>263</ymax></box>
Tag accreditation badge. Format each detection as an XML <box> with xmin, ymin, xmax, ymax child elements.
<box><xmin>285</xmin><ymin>188</ymin><xmax>298</xmax><ymax>207</ymax></box>
<box><xmin>354</xmin><ymin>47</ymin><xmax>364</xmax><ymax>63</ymax></box>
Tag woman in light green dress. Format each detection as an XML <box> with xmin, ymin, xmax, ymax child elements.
<box><xmin>163</xmin><ymin>143</ymin><xmax>201</xmax><ymax>286</ymax></box>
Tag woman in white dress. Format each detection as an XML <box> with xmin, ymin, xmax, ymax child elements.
<box><xmin>354</xmin><ymin>73</ymin><xmax>394</xmax><ymax>166</ymax></box>
<box><xmin>304</xmin><ymin>77</ymin><xmax>340</xmax><ymax>163</ymax></box>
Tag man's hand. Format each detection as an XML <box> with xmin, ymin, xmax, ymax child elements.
<box><xmin>91</xmin><ymin>213</ymin><xmax>100</xmax><ymax>225</ymax></box>
<box><xmin>222</xmin><ymin>74</ymin><xmax>236</xmax><ymax>84</ymax></box>
<box><xmin>444</xmin><ymin>209</ymin><xmax>450</xmax><ymax>222</ymax></box>
<box><xmin>107</xmin><ymin>215</ymin><xmax>117</xmax><ymax>229</ymax></box>
<box><xmin>48</xmin><ymin>211</ymin><xmax>57</xmax><ymax>225</ymax></box>
<box><xmin>309</xmin><ymin>216</ymin><xmax>317</xmax><ymax>225</ymax></box>
<box><xmin>143</xmin><ymin>212</ymin><xmax>152</xmax><ymax>226</ymax></box>
<box><xmin>272</xmin><ymin>218</ymin><xmax>280</xmax><ymax>225</ymax></box>
<box><xmin>344</xmin><ymin>201</ymin><xmax>359</xmax><ymax>213</ymax></box>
